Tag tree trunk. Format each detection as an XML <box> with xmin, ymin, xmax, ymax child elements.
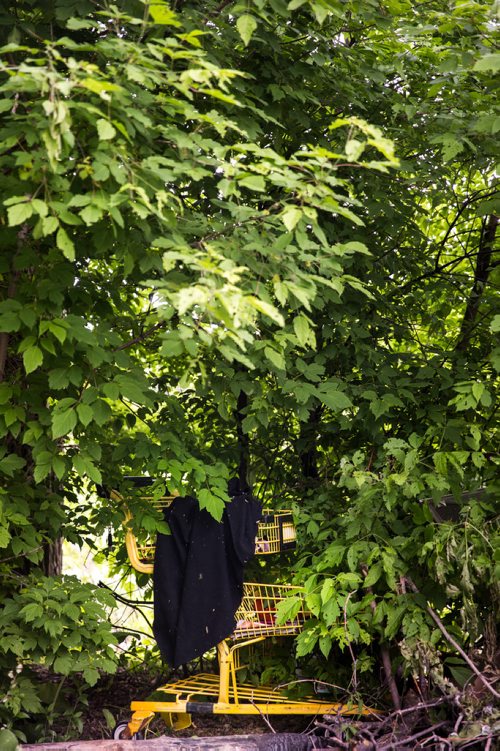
<box><xmin>43</xmin><ymin>537</ymin><xmax>63</xmax><ymax>576</ymax></box>
<box><xmin>235</xmin><ymin>389</ymin><xmax>250</xmax><ymax>489</ymax></box>
<box><xmin>298</xmin><ymin>406</ymin><xmax>322</xmax><ymax>481</ymax></box>
<box><xmin>21</xmin><ymin>734</ymin><xmax>315</xmax><ymax>751</ymax></box>
<box><xmin>456</xmin><ymin>213</ymin><xmax>498</xmax><ymax>352</ymax></box>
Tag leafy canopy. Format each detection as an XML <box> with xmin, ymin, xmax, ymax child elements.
<box><xmin>0</xmin><ymin>0</ymin><xmax>498</xmax><ymax>738</ymax></box>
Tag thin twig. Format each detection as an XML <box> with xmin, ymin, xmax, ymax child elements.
<box><xmin>378</xmin><ymin>721</ymin><xmax>449</xmax><ymax>750</ymax></box>
<box><xmin>376</xmin><ymin>697</ymin><xmax>451</xmax><ymax>729</ymax></box>
<box><xmin>0</xmin><ymin>545</ymin><xmax>44</xmax><ymax>564</ymax></box>
<box><xmin>453</xmin><ymin>713</ymin><xmax>464</xmax><ymax>733</ymax></box>
<box><xmin>110</xmin><ymin>624</ymin><xmax>153</xmax><ymax>640</ymax></box>
<box><xmin>343</xmin><ymin>591</ymin><xmax>358</xmax><ymax>691</ymax></box>
<box><xmin>98</xmin><ymin>580</ymin><xmax>153</xmax><ymax>607</ymax></box>
<box><xmin>421</xmin><ymin>732</ymin><xmax>453</xmax><ymax>749</ymax></box>
<box><xmin>361</xmin><ymin>564</ymin><xmax>401</xmax><ymax>710</ymax></box>
<box><xmin>249</xmin><ymin>698</ymin><xmax>276</xmax><ymax>734</ymax></box>
<box><xmin>115</xmin><ymin>321</ymin><xmax>166</xmax><ymax>351</ymax></box>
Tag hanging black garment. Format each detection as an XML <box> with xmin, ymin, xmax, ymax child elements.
<box><xmin>153</xmin><ymin>491</ymin><xmax>261</xmax><ymax>667</ymax></box>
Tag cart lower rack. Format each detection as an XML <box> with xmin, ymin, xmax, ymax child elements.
<box><xmin>117</xmin><ymin>581</ymin><xmax>378</xmax><ymax>738</ymax></box>
<box><xmin>126</xmin><ymin>669</ymin><xmax>374</xmax><ymax>737</ymax></box>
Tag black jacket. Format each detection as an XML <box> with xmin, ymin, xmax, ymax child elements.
<box><xmin>153</xmin><ymin>491</ymin><xmax>261</xmax><ymax>667</ymax></box>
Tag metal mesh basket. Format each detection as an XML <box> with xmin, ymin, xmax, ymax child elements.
<box><xmin>113</xmin><ymin>490</ymin><xmax>297</xmax><ymax>572</ymax></box>
<box><xmin>255</xmin><ymin>512</ymin><xmax>296</xmax><ymax>554</ymax></box>
<box><xmin>233</xmin><ymin>582</ymin><xmax>308</xmax><ymax>638</ymax></box>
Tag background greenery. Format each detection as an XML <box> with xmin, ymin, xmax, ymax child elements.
<box><xmin>0</xmin><ymin>0</ymin><xmax>498</xmax><ymax>742</ymax></box>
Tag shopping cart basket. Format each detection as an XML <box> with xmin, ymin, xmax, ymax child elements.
<box><xmin>109</xmin><ymin>482</ymin><xmax>376</xmax><ymax>738</ymax></box>
<box><xmin>113</xmin><ymin>486</ymin><xmax>297</xmax><ymax>574</ymax></box>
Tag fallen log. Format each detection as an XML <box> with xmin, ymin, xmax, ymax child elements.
<box><xmin>21</xmin><ymin>734</ymin><xmax>316</xmax><ymax>751</ymax></box>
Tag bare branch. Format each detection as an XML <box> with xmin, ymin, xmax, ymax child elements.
<box><xmin>405</xmin><ymin>577</ymin><xmax>500</xmax><ymax>701</ymax></box>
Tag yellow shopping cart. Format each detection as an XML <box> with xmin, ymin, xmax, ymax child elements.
<box><xmin>110</xmin><ymin>482</ymin><xmax>376</xmax><ymax>738</ymax></box>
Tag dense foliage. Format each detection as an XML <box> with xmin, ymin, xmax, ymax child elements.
<box><xmin>0</xmin><ymin>0</ymin><xmax>498</xmax><ymax>742</ymax></box>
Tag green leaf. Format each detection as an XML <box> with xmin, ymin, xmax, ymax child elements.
<box><xmin>446</xmin><ymin>658</ymin><xmax>472</xmax><ymax>688</ymax></box>
<box><xmin>198</xmin><ymin>488</ymin><xmax>225</xmax><ymax>521</ymax></box>
<box><xmin>42</xmin><ymin>216</ymin><xmax>59</xmax><ymax>237</ymax></box>
<box><xmin>311</xmin><ymin>2</ymin><xmax>330</xmax><ymax>24</ymax></box>
<box><xmin>0</xmin><ymin>728</ymin><xmax>18</xmax><ymax>751</ymax></box>
<box><xmin>80</xmin><ymin>205</ymin><xmax>103</xmax><ymax>225</ymax></box>
<box><xmin>305</xmin><ymin>592</ymin><xmax>321</xmax><ymax>616</ymax></box>
<box><xmin>52</xmin><ymin>456</ymin><xmax>66</xmax><ymax>480</ymax></box>
<box><xmin>19</xmin><ymin>602</ymin><xmax>43</xmax><ymax>622</ymax></box>
<box><xmin>92</xmin><ymin>399</ymin><xmax>112</xmax><ymax>426</ymax></box>
<box><xmin>0</xmin><ymin>385</ymin><xmax>13</xmax><ymax>404</ymax></box>
<box><xmin>473</xmin><ymin>53</ymin><xmax>500</xmax><ymax>72</ymax></box>
<box><xmin>0</xmin><ymin>309</ymin><xmax>21</xmax><ymax>332</ymax></box>
<box><xmin>246</xmin><ymin>297</ymin><xmax>284</xmax><ymax>326</ymax></box>
<box><xmin>47</xmin><ymin>320</ymin><xmax>67</xmax><ymax>344</ymax></box>
<box><xmin>77</xmin><ymin>403</ymin><xmax>94</xmax><ymax>427</ymax></box>
<box><xmin>52</xmin><ymin>408</ymin><xmax>77</xmax><ymax>439</ymax></box>
<box><xmin>320</xmin><ymin>578</ymin><xmax>335</xmax><ymax>604</ymax></box>
<box><xmin>287</xmin><ymin>282</ymin><xmax>313</xmax><ymax>310</ymax></box>
<box><xmin>0</xmin><ymin>453</ymin><xmax>26</xmax><ymax>477</ymax></box>
<box><xmin>364</xmin><ymin>562</ymin><xmax>382</xmax><ymax>588</ymax></box>
<box><xmin>282</xmin><ymin>207</ymin><xmax>302</xmax><ymax>231</ymax></box>
<box><xmin>239</xmin><ymin>174</ymin><xmax>265</xmax><ymax>191</ymax></box>
<box><xmin>236</xmin><ymin>15</ymin><xmax>258</xmax><ymax>47</ymax></box>
<box><xmin>275</xmin><ymin>596</ymin><xmax>302</xmax><ymax>625</ymax></box>
<box><xmin>149</xmin><ymin>1</ymin><xmax>180</xmax><ymax>25</ymax></box>
<box><xmin>319</xmin><ymin>634</ymin><xmax>332</xmax><ymax>659</ymax></box>
<box><xmin>49</xmin><ymin>369</ymin><xmax>70</xmax><ymax>389</ymax></box>
<box><xmin>34</xmin><ymin>461</ymin><xmax>51</xmax><ymax>483</ymax></box>
<box><xmin>316</xmin><ymin>387</ymin><xmax>352</xmax><ymax>412</ymax></box>
<box><xmin>7</xmin><ymin>202</ymin><xmax>33</xmax><ymax>226</ymax></box>
<box><xmin>385</xmin><ymin>605</ymin><xmax>406</xmax><ymax>640</ymax></box>
<box><xmin>490</xmin><ymin>315</ymin><xmax>500</xmax><ymax>333</ymax></box>
<box><xmin>96</xmin><ymin>118</ymin><xmax>116</xmax><ymax>141</ymax></box>
<box><xmin>264</xmin><ymin>346</ymin><xmax>286</xmax><ymax>371</ymax></box>
<box><xmin>56</xmin><ymin>227</ymin><xmax>75</xmax><ymax>261</ymax></box>
<box><xmin>296</xmin><ymin>628</ymin><xmax>319</xmax><ymax>657</ymax></box>
<box><xmin>23</xmin><ymin>345</ymin><xmax>43</xmax><ymax>374</ymax></box>
<box><xmin>293</xmin><ymin>315</ymin><xmax>310</xmax><ymax>346</ymax></box>
<box><xmin>116</xmin><ymin>375</ymin><xmax>151</xmax><ymax>405</ymax></box>
<box><xmin>345</xmin><ymin>138</ymin><xmax>365</xmax><ymax>161</ymax></box>
<box><xmin>433</xmin><ymin>452</ymin><xmax>447</xmax><ymax>474</ymax></box>
<box><xmin>73</xmin><ymin>454</ymin><xmax>102</xmax><ymax>484</ymax></box>
<box><xmin>332</xmin><ymin>241</ymin><xmax>370</xmax><ymax>256</ymax></box>
<box><xmin>102</xmin><ymin>708</ymin><xmax>116</xmax><ymax>731</ymax></box>
<box><xmin>322</xmin><ymin>596</ymin><xmax>340</xmax><ymax>626</ymax></box>
<box><xmin>83</xmin><ymin>666</ymin><xmax>100</xmax><ymax>686</ymax></box>
<box><xmin>31</xmin><ymin>199</ymin><xmax>48</xmax><ymax>217</ymax></box>
<box><xmin>53</xmin><ymin>654</ymin><xmax>74</xmax><ymax>675</ymax></box>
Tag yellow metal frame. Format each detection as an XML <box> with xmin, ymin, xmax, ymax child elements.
<box><xmin>125</xmin><ymin>635</ymin><xmax>378</xmax><ymax>737</ymax></box>
<box><xmin>111</xmin><ymin>487</ymin><xmax>378</xmax><ymax>736</ymax></box>
<box><xmin>111</xmin><ymin>488</ymin><xmax>297</xmax><ymax>574</ymax></box>
<box><xmin>254</xmin><ymin>512</ymin><xmax>297</xmax><ymax>555</ymax></box>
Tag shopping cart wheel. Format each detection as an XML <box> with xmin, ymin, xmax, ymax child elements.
<box><xmin>112</xmin><ymin>722</ymin><xmax>144</xmax><ymax>740</ymax></box>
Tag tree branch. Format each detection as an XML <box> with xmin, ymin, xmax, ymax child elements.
<box><xmin>456</xmin><ymin>214</ymin><xmax>498</xmax><ymax>351</ymax></box>
<box><xmin>115</xmin><ymin>321</ymin><xmax>166</xmax><ymax>351</ymax></box>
